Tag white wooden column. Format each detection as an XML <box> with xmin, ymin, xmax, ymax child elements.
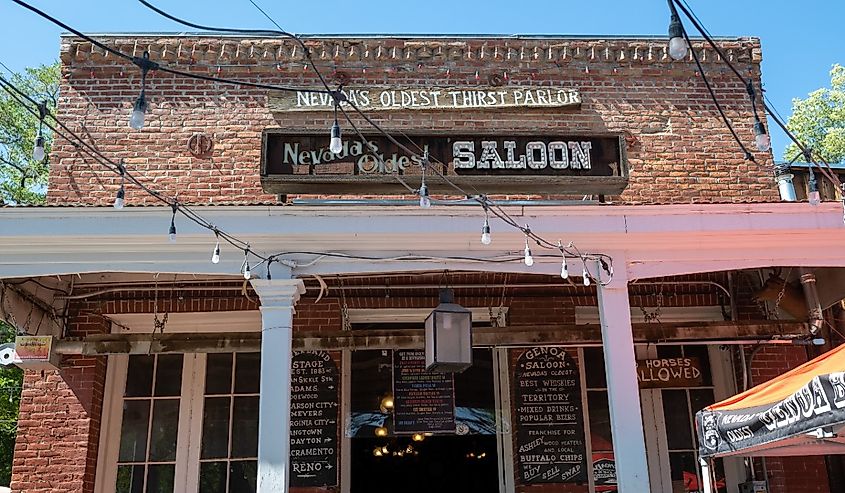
<box><xmin>596</xmin><ymin>262</ymin><xmax>650</xmax><ymax>492</ymax></box>
<box><xmin>250</xmin><ymin>279</ymin><xmax>305</xmax><ymax>493</ymax></box>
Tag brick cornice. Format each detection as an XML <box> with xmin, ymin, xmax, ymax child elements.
<box><xmin>60</xmin><ymin>35</ymin><xmax>762</xmax><ymax>67</ymax></box>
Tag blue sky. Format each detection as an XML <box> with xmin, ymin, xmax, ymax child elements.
<box><xmin>1</xmin><ymin>0</ymin><xmax>841</xmax><ymax>161</ymax></box>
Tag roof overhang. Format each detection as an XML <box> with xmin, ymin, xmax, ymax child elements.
<box><xmin>2</xmin><ymin>203</ymin><xmax>845</xmax><ymax>280</ymax></box>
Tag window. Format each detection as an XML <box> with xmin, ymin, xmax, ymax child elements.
<box><xmin>115</xmin><ymin>354</ymin><xmax>184</xmax><ymax>493</ymax></box>
<box><xmin>198</xmin><ymin>353</ymin><xmax>261</xmax><ymax>493</ymax></box>
<box><xmin>99</xmin><ymin>353</ymin><xmax>262</xmax><ymax>493</ymax></box>
<box><xmin>656</xmin><ymin>345</ymin><xmax>725</xmax><ymax>493</ymax></box>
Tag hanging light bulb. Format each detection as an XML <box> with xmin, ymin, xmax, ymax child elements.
<box><xmin>32</xmin><ymin>133</ymin><xmax>45</xmax><ymax>161</ymax></box>
<box><xmin>557</xmin><ymin>241</ymin><xmax>569</xmax><ymax>279</ymax></box>
<box><xmin>129</xmin><ymin>52</ymin><xmax>156</xmax><ymax>130</ymax></box>
<box><xmin>32</xmin><ymin>101</ymin><xmax>47</xmax><ymax>161</ymax></box>
<box><xmin>374</xmin><ymin>426</ymin><xmax>388</xmax><ymax>438</ymax></box>
<box><xmin>481</xmin><ymin>216</ymin><xmax>492</xmax><ymax>245</ymax></box>
<box><xmin>808</xmin><ymin>168</ymin><xmax>821</xmax><ymax>206</ymax></box>
<box><xmin>168</xmin><ymin>204</ymin><xmax>177</xmax><ymax>243</ymax></box>
<box><xmin>242</xmin><ymin>253</ymin><xmax>252</xmax><ymax>280</ymax></box>
<box><xmin>114</xmin><ymin>161</ymin><xmax>126</xmax><ymax>209</ymax></box>
<box><xmin>583</xmin><ymin>267</ymin><xmax>591</xmax><ymax>287</ymax></box>
<box><xmin>114</xmin><ymin>187</ymin><xmax>125</xmax><ymax>209</ymax></box>
<box><xmin>129</xmin><ymin>91</ymin><xmax>147</xmax><ymax>130</ymax></box>
<box><xmin>753</xmin><ymin>120</ymin><xmax>771</xmax><ymax>152</ymax></box>
<box><xmin>523</xmin><ymin>237</ymin><xmax>534</xmax><ymax>267</ymax></box>
<box><xmin>419</xmin><ymin>183</ymin><xmax>431</xmax><ymax>208</ymax></box>
<box><xmin>329</xmin><ymin>120</ymin><xmax>343</xmax><ymax>154</ymax></box>
<box><xmin>667</xmin><ymin>2</ymin><xmax>688</xmax><ymax>61</ymax></box>
<box><xmin>211</xmin><ymin>237</ymin><xmax>221</xmax><ymax>264</ymax></box>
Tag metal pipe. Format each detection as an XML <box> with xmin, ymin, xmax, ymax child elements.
<box><xmin>727</xmin><ymin>271</ymin><xmax>738</xmax><ymax>321</ymax></box>
<box><xmin>290</xmin><ymin>199</ymin><xmax>598</xmax><ymax>206</ymax></box>
<box><xmin>799</xmin><ymin>268</ymin><xmax>824</xmax><ymax>335</ymax></box>
<box><xmin>57</xmin><ymin>280</ymin><xmax>732</xmax><ymax>301</ymax></box>
<box><xmin>631</xmin><ymin>280</ymin><xmax>732</xmax><ymax>298</ymax></box>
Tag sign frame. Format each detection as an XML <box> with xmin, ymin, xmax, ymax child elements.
<box><xmin>260</xmin><ymin>129</ymin><xmax>629</xmax><ymax>196</ymax></box>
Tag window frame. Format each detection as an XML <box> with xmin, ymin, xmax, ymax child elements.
<box><xmin>95</xmin><ymin>354</ymin><xmax>204</xmax><ymax>493</ymax></box>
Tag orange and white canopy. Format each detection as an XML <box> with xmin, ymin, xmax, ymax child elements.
<box><xmin>696</xmin><ymin>344</ymin><xmax>845</xmax><ymax>458</ymax></box>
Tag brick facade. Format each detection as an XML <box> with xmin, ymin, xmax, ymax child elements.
<box><xmin>12</xmin><ymin>31</ymin><xmax>825</xmax><ymax>493</ymax></box>
<box><xmin>48</xmin><ymin>35</ymin><xmax>777</xmax><ymax>207</ymax></box>
<box><xmin>11</xmin><ymin>304</ymin><xmax>108</xmax><ymax>493</ymax></box>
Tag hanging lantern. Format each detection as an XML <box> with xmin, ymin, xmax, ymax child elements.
<box><xmin>425</xmin><ymin>289</ymin><xmax>472</xmax><ymax>372</ymax></box>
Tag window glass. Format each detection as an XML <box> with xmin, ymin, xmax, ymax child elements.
<box><xmin>125</xmin><ymin>355</ymin><xmax>154</xmax><ymax>397</ymax></box>
<box><xmin>116</xmin><ymin>354</ymin><xmax>183</xmax><ymax>493</ymax></box>
<box><xmin>662</xmin><ymin>389</ymin><xmax>693</xmax><ymax>450</ymax></box>
<box><xmin>587</xmin><ymin>390</ymin><xmax>613</xmax><ymax>450</ymax></box>
<box><xmin>199</xmin><ymin>353</ymin><xmax>260</xmax><ymax>492</ymax></box>
<box><xmin>582</xmin><ymin>347</ymin><xmax>607</xmax><ymax>389</ymax></box>
<box><xmin>206</xmin><ymin>354</ymin><xmax>233</xmax><ymax>395</ymax></box>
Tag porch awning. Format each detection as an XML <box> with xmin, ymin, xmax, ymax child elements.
<box><xmin>696</xmin><ymin>343</ymin><xmax>845</xmax><ymax>458</ymax></box>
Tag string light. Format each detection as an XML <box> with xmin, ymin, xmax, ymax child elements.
<box><xmin>129</xmin><ymin>51</ymin><xmax>157</xmax><ymax>130</ymax></box>
<box><xmin>32</xmin><ymin>101</ymin><xmax>47</xmax><ymax>161</ymax></box>
<box><xmin>753</xmin><ymin>120</ymin><xmax>771</xmax><ymax>152</ymax></box>
<box><xmin>808</xmin><ymin>167</ymin><xmax>821</xmax><ymax>206</ymax></box>
<box><xmin>4</xmin><ymin>1</ymin><xmax>620</xmax><ymax>287</ymax></box>
<box><xmin>242</xmin><ymin>249</ymin><xmax>252</xmax><ymax>280</ymax></box>
<box><xmin>481</xmin><ymin>215</ymin><xmax>492</xmax><ymax>246</ymax></box>
<box><xmin>329</xmin><ymin>91</ymin><xmax>345</xmax><ymax>154</ymax></box>
<box><xmin>168</xmin><ymin>203</ymin><xmax>177</xmax><ymax>242</ymax></box>
<box><xmin>114</xmin><ymin>161</ymin><xmax>125</xmax><ymax>209</ymax></box>
<box><xmin>419</xmin><ymin>151</ymin><xmax>431</xmax><ymax>209</ymax></box>
<box><xmin>667</xmin><ymin>0</ymin><xmax>688</xmax><ymax>61</ymax></box>
<box><xmin>418</xmin><ymin>183</ymin><xmax>431</xmax><ymax>209</ymax></box>
<box><xmin>523</xmin><ymin>231</ymin><xmax>534</xmax><ymax>267</ymax></box>
<box><xmin>211</xmin><ymin>232</ymin><xmax>221</xmax><ymax>264</ymax></box>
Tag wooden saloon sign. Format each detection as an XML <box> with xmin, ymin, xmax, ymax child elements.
<box><xmin>262</xmin><ymin>85</ymin><xmax>628</xmax><ymax>196</ymax></box>
<box><xmin>261</xmin><ymin>132</ymin><xmax>628</xmax><ymax>196</ymax></box>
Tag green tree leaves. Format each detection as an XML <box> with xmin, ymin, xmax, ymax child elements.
<box><xmin>0</xmin><ymin>321</ymin><xmax>21</xmax><ymax>486</ymax></box>
<box><xmin>785</xmin><ymin>64</ymin><xmax>845</xmax><ymax>164</ymax></box>
<box><xmin>0</xmin><ymin>63</ymin><xmax>59</xmax><ymax>205</ymax></box>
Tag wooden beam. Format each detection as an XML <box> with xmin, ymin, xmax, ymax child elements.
<box><xmin>53</xmin><ymin>321</ymin><xmax>809</xmax><ymax>355</ymax></box>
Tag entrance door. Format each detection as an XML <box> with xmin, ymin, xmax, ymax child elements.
<box><xmin>348</xmin><ymin>348</ymin><xmax>500</xmax><ymax>493</ymax></box>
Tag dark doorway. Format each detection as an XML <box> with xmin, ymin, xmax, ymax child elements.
<box><xmin>350</xmin><ymin>349</ymin><xmax>500</xmax><ymax>493</ymax></box>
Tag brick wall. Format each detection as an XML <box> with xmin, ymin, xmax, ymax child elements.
<box><xmin>748</xmin><ymin>345</ymin><xmax>831</xmax><ymax>493</ymax></box>
<box><xmin>11</xmin><ymin>305</ymin><xmax>108</xmax><ymax>493</ymax></box>
<box><xmin>47</xmin><ymin>36</ymin><xmax>777</xmax><ymax>207</ymax></box>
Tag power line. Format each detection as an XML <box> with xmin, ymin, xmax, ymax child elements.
<box><xmin>11</xmin><ymin>0</ymin><xmax>330</xmax><ymax>96</ymax></box>
<box><xmin>670</xmin><ymin>0</ymin><xmax>841</xmax><ymax>190</ymax></box>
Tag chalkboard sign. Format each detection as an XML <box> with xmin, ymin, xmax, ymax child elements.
<box><xmin>393</xmin><ymin>349</ymin><xmax>456</xmax><ymax>434</ymax></box>
<box><xmin>514</xmin><ymin>347</ymin><xmax>587</xmax><ymax>484</ymax></box>
<box><xmin>289</xmin><ymin>351</ymin><xmax>339</xmax><ymax>488</ymax></box>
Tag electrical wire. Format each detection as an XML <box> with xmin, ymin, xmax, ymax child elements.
<box><xmin>0</xmin><ymin>74</ymin><xmax>609</xmax><ymax>280</ymax></box>
<box><xmin>670</xmin><ymin>0</ymin><xmax>841</xmax><ymax>189</ymax></box>
<box><xmin>6</xmin><ymin>0</ymin><xmax>616</xmax><ymax>284</ymax></box>
<box><xmin>678</xmin><ymin>17</ymin><xmax>754</xmax><ymax>161</ymax></box>
<box><xmin>11</xmin><ymin>0</ymin><xmax>330</xmax><ymax>96</ymax></box>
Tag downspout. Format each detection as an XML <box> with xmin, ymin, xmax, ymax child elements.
<box><xmin>799</xmin><ymin>269</ymin><xmax>824</xmax><ymax>335</ymax></box>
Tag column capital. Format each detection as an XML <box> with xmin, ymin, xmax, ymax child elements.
<box><xmin>250</xmin><ymin>279</ymin><xmax>306</xmax><ymax>309</ymax></box>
